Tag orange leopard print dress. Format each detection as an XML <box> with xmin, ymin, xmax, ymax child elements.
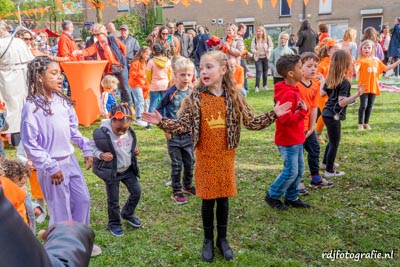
<box><xmin>195</xmin><ymin>92</ymin><xmax>236</xmax><ymax>200</ymax></box>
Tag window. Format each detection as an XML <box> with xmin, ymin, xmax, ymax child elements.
<box><xmin>118</xmin><ymin>0</ymin><xmax>130</xmax><ymax>11</ymax></box>
<box><xmin>327</xmin><ymin>23</ymin><xmax>348</xmax><ymax>41</ymax></box>
<box><xmin>319</xmin><ymin>0</ymin><xmax>332</xmax><ymax>14</ymax></box>
<box><xmin>280</xmin><ymin>0</ymin><xmax>291</xmax><ymax>17</ymax></box>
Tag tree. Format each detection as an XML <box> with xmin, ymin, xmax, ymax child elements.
<box><xmin>87</xmin><ymin>0</ymin><xmax>104</xmax><ymax>24</ymax></box>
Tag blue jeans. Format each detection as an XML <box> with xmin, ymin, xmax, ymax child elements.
<box><xmin>115</xmin><ymin>68</ymin><xmax>133</xmax><ymax>106</ymax></box>
<box><xmin>303</xmin><ymin>131</ymin><xmax>320</xmax><ymax>176</ymax></box>
<box><xmin>255</xmin><ymin>57</ymin><xmax>268</xmax><ymax>88</ymax></box>
<box><xmin>149</xmin><ymin>91</ymin><xmax>164</xmax><ymax>113</ymax></box>
<box><xmin>268</xmin><ymin>144</ymin><xmax>304</xmax><ymax>201</ymax></box>
<box><xmin>131</xmin><ymin>87</ymin><xmax>145</xmax><ymax>118</ymax></box>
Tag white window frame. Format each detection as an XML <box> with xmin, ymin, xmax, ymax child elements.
<box><xmin>280</xmin><ymin>0</ymin><xmax>291</xmax><ymax>17</ymax></box>
<box><xmin>319</xmin><ymin>0</ymin><xmax>332</xmax><ymax>14</ymax></box>
<box><xmin>327</xmin><ymin>23</ymin><xmax>348</xmax><ymax>41</ymax></box>
<box><xmin>118</xmin><ymin>0</ymin><xmax>130</xmax><ymax>11</ymax></box>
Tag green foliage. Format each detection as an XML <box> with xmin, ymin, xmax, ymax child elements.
<box><xmin>112</xmin><ymin>14</ymin><xmax>147</xmax><ymax>44</ymax></box>
<box><xmin>0</xmin><ymin>0</ymin><xmax>15</xmax><ymax>15</ymax></box>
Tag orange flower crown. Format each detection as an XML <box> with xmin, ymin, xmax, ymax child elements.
<box><xmin>110</xmin><ymin>111</ymin><xmax>132</xmax><ymax>121</ymax></box>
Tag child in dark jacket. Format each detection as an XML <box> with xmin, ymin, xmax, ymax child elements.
<box><xmin>92</xmin><ymin>104</ymin><xmax>141</xmax><ymax>237</ymax></box>
<box><xmin>156</xmin><ymin>57</ymin><xmax>195</xmax><ymax>205</ymax></box>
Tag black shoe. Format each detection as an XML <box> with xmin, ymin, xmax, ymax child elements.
<box><xmin>216</xmin><ymin>238</ymin><xmax>233</xmax><ymax>260</ymax></box>
<box><xmin>265</xmin><ymin>194</ymin><xmax>288</xmax><ymax>211</ymax></box>
<box><xmin>201</xmin><ymin>239</ymin><xmax>214</xmax><ymax>262</ymax></box>
<box><xmin>122</xmin><ymin>214</ymin><xmax>142</xmax><ymax>228</ymax></box>
<box><xmin>284</xmin><ymin>198</ymin><xmax>311</xmax><ymax>208</ymax></box>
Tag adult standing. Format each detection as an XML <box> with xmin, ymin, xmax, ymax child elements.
<box><xmin>107</xmin><ymin>22</ymin><xmax>121</xmax><ymax>38</ymax></box>
<box><xmin>174</xmin><ymin>21</ymin><xmax>193</xmax><ymax>58</ymax></box>
<box><xmin>296</xmin><ymin>20</ymin><xmax>318</xmax><ymax>55</ymax></box>
<box><xmin>58</xmin><ymin>20</ymin><xmax>80</xmax><ymax>61</ymax></box>
<box><xmin>237</xmin><ymin>23</ymin><xmax>251</xmax><ymax>91</ymax></box>
<box><xmin>388</xmin><ymin>17</ymin><xmax>400</xmax><ymax>77</ymax></box>
<box><xmin>192</xmin><ymin>25</ymin><xmax>210</xmax><ymax>75</ymax></box>
<box><xmin>0</xmin><ymin>20</ymin><xmax>34</xmax><ymax>145</ymax></box>
<box><xmin>118</xmin><ymin>24</ymin><xmax>140</xmax><ymax>65</ymax></box>
<box><xmin>166</xmin><ymin>22</ymin><xmax>181</xmax><ymax>55</ymax></box>
<box><xmin>75</xmin><ymin>24</ymin><xmax>133</xmax><ymax>110</ymax></box>
<box><xmin>217</xmin><ymin>24</ymin><xmax>244</xmax><ymax>65</ymax></box>
<box><xmin>251</xmin><ymin>26</ymin><xmax>273</xmax><ymax>92</ymax></box>
<box><xmin>154</xmin><ymin>26</ymin><xmax>177</xmax><ymax>59</ymax></box>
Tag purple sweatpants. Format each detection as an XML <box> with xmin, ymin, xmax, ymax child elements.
<box><xmin>38</xmin><ymin>154</ymin><xmax>90</xmax><ymax>226</ymax></box>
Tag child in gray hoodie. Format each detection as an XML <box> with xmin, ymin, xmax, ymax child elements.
<box><xmin>269</xmin><ymin>32</ymin><xmax>295</xmax><ymax>84</ymax></box>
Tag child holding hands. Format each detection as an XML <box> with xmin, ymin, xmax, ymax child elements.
<box><xmin>92</xmin><ymin>104</ymin><xmax>142</xmax><ymax>237</ymax></box>
<box><xmin>321</xmin><ymin>50</ymin><xmax>364</xmax><ymax>178</ymax></box>
<box><xmin>355</xmin><ymin>39</ymin><xmax>400</xmax><ymax>130</ymax></box>
<box><xmin>143</xmin><ymin>51</ymin><xmax>291</xmax><ymax>262</ymax></box>
<box><xmin>265</xmin><ymin>55</ymin><xmax>310</xmax><ymax>211</ymax></box>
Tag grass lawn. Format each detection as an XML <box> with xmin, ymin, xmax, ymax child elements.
<box><xmin>6</xmin><ymin>78</ymin><xmax>400</xmax><ymax>266</ymax></box>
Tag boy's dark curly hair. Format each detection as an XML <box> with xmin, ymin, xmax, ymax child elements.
<box><xmin>0</xmin><ymin>158</ymin><xmax>30</xmax><ymax>184</ymax></box>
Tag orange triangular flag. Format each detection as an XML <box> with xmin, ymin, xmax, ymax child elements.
<box><xmin>322</xmin><ymin>0</ymin><xmax>326</xmax><ymax>3</ymax></box>
<box><xmin>304</xmin><ymin>0</ymin><xmax>309</xmax><ymax>5</ymax></box>
<box><xmin>287</xmin><ymin>0</ymin><xmax>292</xmax><ymax>7</ymax></box>
<box><xmin>243</xmin><ymin>0</ymin><xmax>249</xmax><ymax>5</ymax></box>
<box><xmin>257</xmin><ymin>0</ymin><xmax>263</xmax><ymax>8</ymax></box>
<box><xmin>271</xmin><ymin>0</ymin><xmax>277</xmax><ymax>8</ymax></box>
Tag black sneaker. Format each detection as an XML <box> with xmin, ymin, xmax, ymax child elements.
<box><xmin>122</xmin><ymin>215</ymin><xmax>142</xmax><ymax>228</ymax></box>
<box><xmin>182</xmin><ymin>185</ymin><xmax>196</xmax><ymax>196</ymax></box>
<box><xmin>109</xmin><ymin>225</ymin><xmax>124</xmax><ymax>237</ymax></box>
<box><xmin>284</xmin><ymin>198</ymin><xmax>311</xmax><ymax>208</ymax></box>
<box><xmin>265</xmin><ymin>194</ymin><xmax>288</xmax><ymax>211</ymax></box>
<box><xmin>144</xmin><ymin>125</ymin><xmax>152</xmax><ymax>131</ymax></box>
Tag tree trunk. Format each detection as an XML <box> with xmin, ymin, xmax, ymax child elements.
<box><xmin>96</xmin><ymin>7</ymin><xmax>103</xmax><ymax>24</ymax></box>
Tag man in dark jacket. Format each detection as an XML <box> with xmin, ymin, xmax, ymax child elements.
<box><xmin>192</xmin><ymin>25</ymin><xmax>210</xmax><ymax>76</ymax></box>
<box><xmin>174</xmin><ymin>21</ymin><xmax>193</xmax><ymax>58</ymax></box>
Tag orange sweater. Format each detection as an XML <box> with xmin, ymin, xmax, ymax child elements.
<box><xmin>129</xmin><ymin>60</ymin><xmax>148</xmax><ymax>88</ymax></box>
<box><xmin>233</xmin><ymin>65</ymin><xmax>244</xmax><ymax>89</ymax></box>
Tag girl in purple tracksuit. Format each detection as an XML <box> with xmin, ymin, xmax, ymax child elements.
<box><xmin>20</xmin><ymin>56</ymin><xmax>93</xmax><ymax>226</ymax></box>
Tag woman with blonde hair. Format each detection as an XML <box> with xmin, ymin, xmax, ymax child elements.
<box><xmin>341</xmin><ymin>27</ymin><xmax>358</xmax><ymax>59</ymax></box>
<box><xmin>217</xmin><ymin>24</ymin><xmax>244</xmax><ymax>65</ymax></box>
<box><xmin>251</xmin><ymin>26</ymin><xmax>273</xmax><ymax>92</ymax></box>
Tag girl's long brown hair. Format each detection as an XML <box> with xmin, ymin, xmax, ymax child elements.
<box><xmin>195</xmin><ymin>51</ymin><xmax>250</xmax><ymax>123</ymax></box>
<box><xmin>325</xmin><ymin>50</ymin><xmax>352</xmax><ymax>88</ymax></box>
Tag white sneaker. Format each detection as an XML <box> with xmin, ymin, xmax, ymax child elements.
<box><xmin>319</xmin><ymin>162</ymin><xmax>339</xmax><ymax>170</ymax></box>
<box><xmin>91</xmin><ymin>244</ymin><xmax>102</xmax><ymax>257</ymax></box>
<box><xmin>263</xmin><ymin>85</ymin><xmax>268</xmax><ymax>90</ymax></box>
<box><xmin>255</xmin><ymin>87</ymin><xmax>259</xmax><ymax>93</ymax></box>
<box><xmin>324</xmin><ymin>170</ymin><xmax>345</xmax><ymax>178</ymax></box>
<box><xmin>134</xmin><ymin>119</ymin><xmax>147</xmax><ymax>127</ymax></box>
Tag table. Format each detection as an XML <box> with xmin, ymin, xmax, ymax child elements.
<box><xmin>60</xmin><ymin>61</ymin><xmax>108</xmax><ymax>126</ymax></box>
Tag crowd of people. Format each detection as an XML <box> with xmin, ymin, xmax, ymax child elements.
<box><xmin>0</xmin><ymin>16</ymin><xmax>400</xmax><ymax>265</ymax></box>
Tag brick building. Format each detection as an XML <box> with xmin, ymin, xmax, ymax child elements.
<box><xmin>83</xmin><ymin>0</ymin><xmax>400</xmax><ymax>41</ymax></box>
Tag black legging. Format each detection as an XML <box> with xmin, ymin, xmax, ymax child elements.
<box><xmin>358</xmin><ymin>93</ymin><xmax>376</xmax><ymax>124</ymax></box>
<box><xmin>201</xmin><ymin>197</ymin><xmax>229</xmax><ymax>228</ymax></box>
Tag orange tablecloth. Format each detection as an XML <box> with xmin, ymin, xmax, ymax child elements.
<box><xmin>60</xmin><ymin>61</ymin><xmax>108</xmax><ymax>126</ymax></box>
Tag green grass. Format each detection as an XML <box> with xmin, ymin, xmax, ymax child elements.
<box><xmin>6</xmin><ymin>78</ymin><xmax>400</xmax><ymax>266</ymax></box>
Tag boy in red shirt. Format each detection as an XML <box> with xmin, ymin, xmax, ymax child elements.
<box><xmin>297</xmin><ymin>52</ymin><xmax>333</xmax><ymax>192</ymax></box>
<box><xmin>265</xmin><ymin>55</ymin><xmax>310</xmax><ymax>210</ymax></box>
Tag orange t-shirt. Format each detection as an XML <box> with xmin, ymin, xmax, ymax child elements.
<box><xmin>356</xmin><ymin>57</ymin><xmax>386</xmax><ymax>96</ymax></box>
<box><xmin>297</xmin><ymin>79</ymin><xmax>319</xmax><ymax>131</ymax></box>
<box><xmin>318</xmin><ymin>57</ymin><xmax>330</xmax><ymax>78</ymax></box>
<box><xmin>233</xmin><ymin>65</ymin><xmax>244</xmax><ymax>89</ymax></box>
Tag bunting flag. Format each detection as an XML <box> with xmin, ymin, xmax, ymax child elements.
<box><xmin>287</xmin><ymin>0</ymin><xmax>292</xmax><ymax>7</ymax></box>
<box><xmin>271</xmin><ymin>0</ymin><xmax>277</xmax><ymax>8</ymax></box>
<box><xmin>257</xmin><ymin>0</ymin><xmax>263</xmax><ymax>8</ymax></box>
<box><xmin>304</xmin><ymin>0</ymin><xmax>309</xmax><ymax>5</ymax></box>
<box><xmin>243</xmin><ymin>0</ymin><xmax>249</xmax><ymax>5</ymax></box>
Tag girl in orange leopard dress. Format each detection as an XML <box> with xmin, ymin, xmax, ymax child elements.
<box><xmin>142</xmin><ymin>51</ymin><xmax>291</xmax><ymax>262</ymax></box>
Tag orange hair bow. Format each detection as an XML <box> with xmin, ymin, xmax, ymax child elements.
<box><xmin>325</xmin><ymin>38</ymin><xmax>336</xmax><ymax>48</ymax></box>
<box><xmin>111</xmin><ymin>111</ymin><xmax>132</xmax><ymax>120</ymax></box>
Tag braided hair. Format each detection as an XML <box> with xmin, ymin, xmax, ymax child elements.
<box><xmin>110</xmin><ymin>103</ymin><xmax>133</xmax><ymax>123</ymax></box>
<box><xmin>26</xmin><ymin>56</ymin><xmax>74</xmax><ymax>115</ymax></box>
